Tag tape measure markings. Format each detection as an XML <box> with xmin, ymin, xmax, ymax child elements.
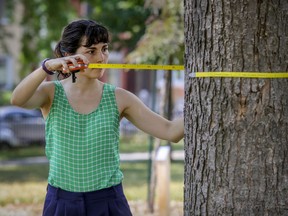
<box><xmin>88</xmin><ymin>63</ymin><xmax>184</xmax><ymax>70</ymax></box>
<box><xmin>87</xmin><ymin>63</ymin><xmax>288</xmax><ymax>78</ymax></box>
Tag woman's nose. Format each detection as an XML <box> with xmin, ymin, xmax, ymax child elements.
<box><xmin>96</xmin><ymin>51</ymin><xmax>105</xmax><ymax>62</ymax></box>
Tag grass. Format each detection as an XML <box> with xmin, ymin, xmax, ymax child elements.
<box><xmin>0</xmin><ymin>135</ymin><xmax>184</xmax><ymax>208</ymax></box>
<box><xmin>0</xmin><ymin>134</ymin><xmax>184</xmax><ymax>207</ymax></box>
<box><xmin>0</xmin><ymin>134</ymin><xmax>184</xmax><ymax>160</ymax></box>
<box><xmin>0</xmin><ymin>146</ymin><xmax>46</xmax><ymax>160</ymax></box>
<box><xmin>0</xmin><ymin>165</ymin><xmax>48</xmax><ymax>206</ymax></box>
<box><xmin>120</xmin><ymin>133</ymin><xmax>184</xmax><ymax>153</ymax></box>
<box><xmin>122</xmin><ymin>161</ymin><xmax>184</xmax><ymax>201</ymax></box>
<box><xmin>0</xmin><ymin>162</ymin><xmax>183</xmax><ymax>206</ymax></box>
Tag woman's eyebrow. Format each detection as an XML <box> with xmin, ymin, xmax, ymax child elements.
<box><xmin>84</xmin><ymin>44</ymin><xmax>108</xmax><ymax>50</ymax></box>
<box><xmin>85</xmin><ymin>47</ymin><xmax>96</xmax><ymax>50</ymax></box>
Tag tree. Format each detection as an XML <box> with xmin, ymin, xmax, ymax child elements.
<box><xmin>184</xmin><ymin>0</ymin><xmax>288</xmax><ymax>215</ymax></box>
<box><xmin>126</xmin><ymin>0</ymin><xmax>184</xmax><ymax>65</ymax></box>
<box><xmin>86</xmin><ymin>0</ymin><xmax>150</xmax><ymax>52</ymax></box>
<box><xmin>17</xmin><ymin>0</ymin><xmax>149</xmax><ymax>77</ymax></box>
<box><xmin>127</xmin><ymin>0</ymin><xmax>184</xmax><ymax>212</ymax></box>
<box><xmin>0</xmin><ymin>0</ymin><xmax>14</xmax><ymax>53</ymax></box>
<box><xmin>20</xmin><ymin>0</ymin><xmax>77</xmax><ymax>77</ymax></box>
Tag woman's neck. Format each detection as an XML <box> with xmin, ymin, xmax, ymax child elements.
<box><xmin>62</xmin><ymin>76</ymin><xmax>102</xmax><ymax>94</ymax></box>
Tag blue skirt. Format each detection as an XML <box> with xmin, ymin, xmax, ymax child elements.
<box><xmin>42</xmin><ymin>183</ymin><xmax>133</xmax><ymax>216</ymax></box>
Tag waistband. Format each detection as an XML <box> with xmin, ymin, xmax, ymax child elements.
<box><xmin>47</xmin><ymin>183</ymin><xmax>124</xmax><ymax>201</ymax></box>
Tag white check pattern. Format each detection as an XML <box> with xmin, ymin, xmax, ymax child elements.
<box><xmin>45</xmin><ymin>81</ymin><xmax>123</xmax><ymax>192</ymax></box>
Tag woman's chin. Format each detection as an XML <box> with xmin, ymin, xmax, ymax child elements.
<box><xmin>83</xmin><ymin>69</ymin><xmax>105</xmax><ymax>79</ymax></box>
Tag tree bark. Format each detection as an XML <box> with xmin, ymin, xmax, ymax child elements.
<box><xmin>184</xmin><ymin>0</ymin><xmax>288</xmax><ymax>215</ymax></box>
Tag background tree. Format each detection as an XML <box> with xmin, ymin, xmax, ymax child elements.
<box><xmin>127</xmin><ymin>0</ymin><xmax>184</xmax><ymax>65</ymax></box>
<box><xmin>0</xmin><ymin>0</ymin><xmax>14</xmax><ymax>53</ymax></box>
<box><xmin>86</xmin><ymin>0</ymin><xmax>150</xmax><ymax>52</ymax></box>
<box><xmin>184</xmin><ymin>0</ymin><xmax>288</xmax><ymax>215</ymax></box>
<box><xmin>127</xmin><ymin>0</ymin><xmax>184</xmax><ymax>212</ymax></box>
<box><xmin>18</xmin><ymin>0</ymin><xmax>149</xmax><ymax>77</ymax></box>
<box><xmin>20</xmin><ymin>0</ymin><xmax>77</xmax><ymax>77</ymax></box>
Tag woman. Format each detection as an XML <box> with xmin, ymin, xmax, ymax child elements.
<box><xmin>11</xmin><ymin>19</ymin><xmax>184</xmax><ymax>216</ymax></box>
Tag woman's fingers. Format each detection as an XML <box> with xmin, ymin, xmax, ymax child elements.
<box><xmin>49</xmin><ymin>54</ymin><xmax>88</xmax><ymax>73</ymax></box>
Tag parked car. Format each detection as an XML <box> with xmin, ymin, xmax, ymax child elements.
<box><xmin>0</xmin><ymin>106</ymin><xmax>45</xmax><ymax>148</ymax></box>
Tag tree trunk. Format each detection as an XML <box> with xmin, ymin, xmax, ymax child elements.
<box><xmin>183</xmin><ymin>0</ymin><xmax>288</xmax><ymax>215</ymax></box>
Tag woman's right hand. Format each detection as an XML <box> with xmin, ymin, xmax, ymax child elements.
<box><xmin>45</xmin><ymin>54</ymin><xmax>89</xmax><ymax>74</ymax></box>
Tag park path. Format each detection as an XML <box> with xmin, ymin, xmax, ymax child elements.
<box><xmin>0</xmin><ymin>150</ymin><xmax>184</xmax><ymax>166</ymax></box>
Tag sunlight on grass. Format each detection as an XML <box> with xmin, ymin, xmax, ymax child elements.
<box><xmin>0</xmin><ymin>161</ymin><xmax>183</xmax><ymax>207</ymax></box>
<box><xmin>0</xmin><ymin>164</ymin><xmax>48</xmax><ymax>206</ymax></box>
<box><xmin>0</xmin><ymin>118</ymin><xmax>184</xmax><ymax>215</ymax></box>
<box><xmin>0</xmin><ymin>182</ymin><xmax>47</xmax><ymax>206</ymax></box>
<box><xmin>0</xmin><ymin>137</ymin><xmax>184</xmax><ymax>214</ymax></box>
<box><xmin>122</xmin><ymin>161</ymin><xmax>184</xmax><ymax>201</ymax></box>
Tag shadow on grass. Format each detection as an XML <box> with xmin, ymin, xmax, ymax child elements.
<box><xmin>0</xmin><ymin>163</ymin><xmax>149</xmax><ymax>185</ymax></box>
<box><xmin>0</xmin><ymin>146</ymin><xmax>46</xmax><ymax>160</ymax></box>
<box><xmin>0</xmin><ymin>161</ymin><xmax>183</xmax><ymax>185</ymax></box>
<box><xmin>121</xmin><ymin>161</ymin><xmax>184</xmax><ymax>187</ymax></box>
<box><xmin>0</xmin><ymin>165</ymin><xmax>49</xmax><ymax>183</ymax></box>
<box><xmin>0</xmin><ymin>161</ymin><xmax>184</xmax><ymax>204</ymax></box>
<box><xmin>121</xmin><ymin>162</ymin><xmax>149</xmax><ymax>187</ymax></box>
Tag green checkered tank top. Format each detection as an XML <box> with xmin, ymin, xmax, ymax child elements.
<box><xmin>45</xmin><ymin>81</ymin><xmax>123</xmax><ymax>192</ymax></box>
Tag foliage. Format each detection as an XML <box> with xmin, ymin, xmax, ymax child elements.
<box><xmin>19</xmin><ymin>0</ymin><xmax>77</xmax><ymax>78</ymax></box>
<box><xmin>16</xmin><ymin>0</ymin><xmax>150</xmax><ymax>78</ymax></box>
<box><xmin>86</xmin><ymin>0</ymin><xmax>150</xmax><ymax>51</ymax></box>
<box><xmin>0</xmin><ymin>0</ymin><xmax>15</xmax><ymax>53</ymax></box>
<box><xmin>13</xmin><ymin>0</ymin><xmax>182</xmax><ymax>77</ymax></box>
<box><xmin>0</xmin><ymin>91</ymin><xmax>12</xmax><ymax>106</ymax></box>
<box><xmin>126</xmin><ymin>0</ymin><xmax>184</xmax><ymax>65</ymax></box>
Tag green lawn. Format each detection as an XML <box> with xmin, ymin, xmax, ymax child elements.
<box><xmin>119</xmin><ymin>133</ymin><xmax>184</xmax><ymax>153</ymax></box>
<box><xmin>0</xmin><ymin>134</ymin><xmax>184</xmax><ymax>160</ymax></box>
<box><xmin>0</xmin><ymin>162</ymin><xmax>184</xmax><ymax>206</ymax></box>
<box><xmin>0</xmin><ymin>146</ymin><xmax>45</xmax><ymax>160</ymax></box>
<box><xmin>0</xmin><ymin>135</ymin><xmax>184</xmax><ymax>207</ymax></box>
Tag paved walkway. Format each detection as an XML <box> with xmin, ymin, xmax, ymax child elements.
<box><xmin>0</xmin><ymin>151</ymin><xmax>184</xmax><ymax>166</ymax></box>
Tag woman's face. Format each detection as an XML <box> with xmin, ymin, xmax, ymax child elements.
<box><xmin>75</xmin><ymin>39</ymin><xmax>109</xmax><ymax>79</ymax></box>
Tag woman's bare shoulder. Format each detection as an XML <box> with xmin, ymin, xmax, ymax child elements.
<box><xmin>114</xmin><ymin>87</ymin><xmax>140</xmax><ymax>115</ymax></box>
<box><xmin>115</xmin><ymin>87</ymin><xmax>138</xmax><ymax>101</ymax></box>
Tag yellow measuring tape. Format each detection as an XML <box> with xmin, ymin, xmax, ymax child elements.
<box><xmin>188</xmin><ymin>72</ymin><xmax>288</xmax><ymax>78</ymax></box>
<box><xmin>88</xmin><ymin>63</ymin><xmax>184</xmax><ymax>71</ymax></box>
<box><xmin>88</xmin><ymin>64</ymin><xmax>288</xmax><ymax>78</ymax></box>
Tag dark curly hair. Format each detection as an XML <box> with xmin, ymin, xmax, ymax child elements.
<box><xmin>54</xmin><ymin>19</ymin><xmax>110</xmax><ymax>79</ymax></box>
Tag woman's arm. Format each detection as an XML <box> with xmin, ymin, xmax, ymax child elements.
<box><xmin>11</xmin><ymin>55</ymin><xmax>88</xmax><ymax>109</ymax></box>
<box><xmin>116</xmin><ymin>88</ymin><xmax>184</xmax><ymax>143</ymax></box>
<box><xmin>10</xmin><ymin>66</ymin><xmax>51</xmax><ymax>109</ymax></box>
